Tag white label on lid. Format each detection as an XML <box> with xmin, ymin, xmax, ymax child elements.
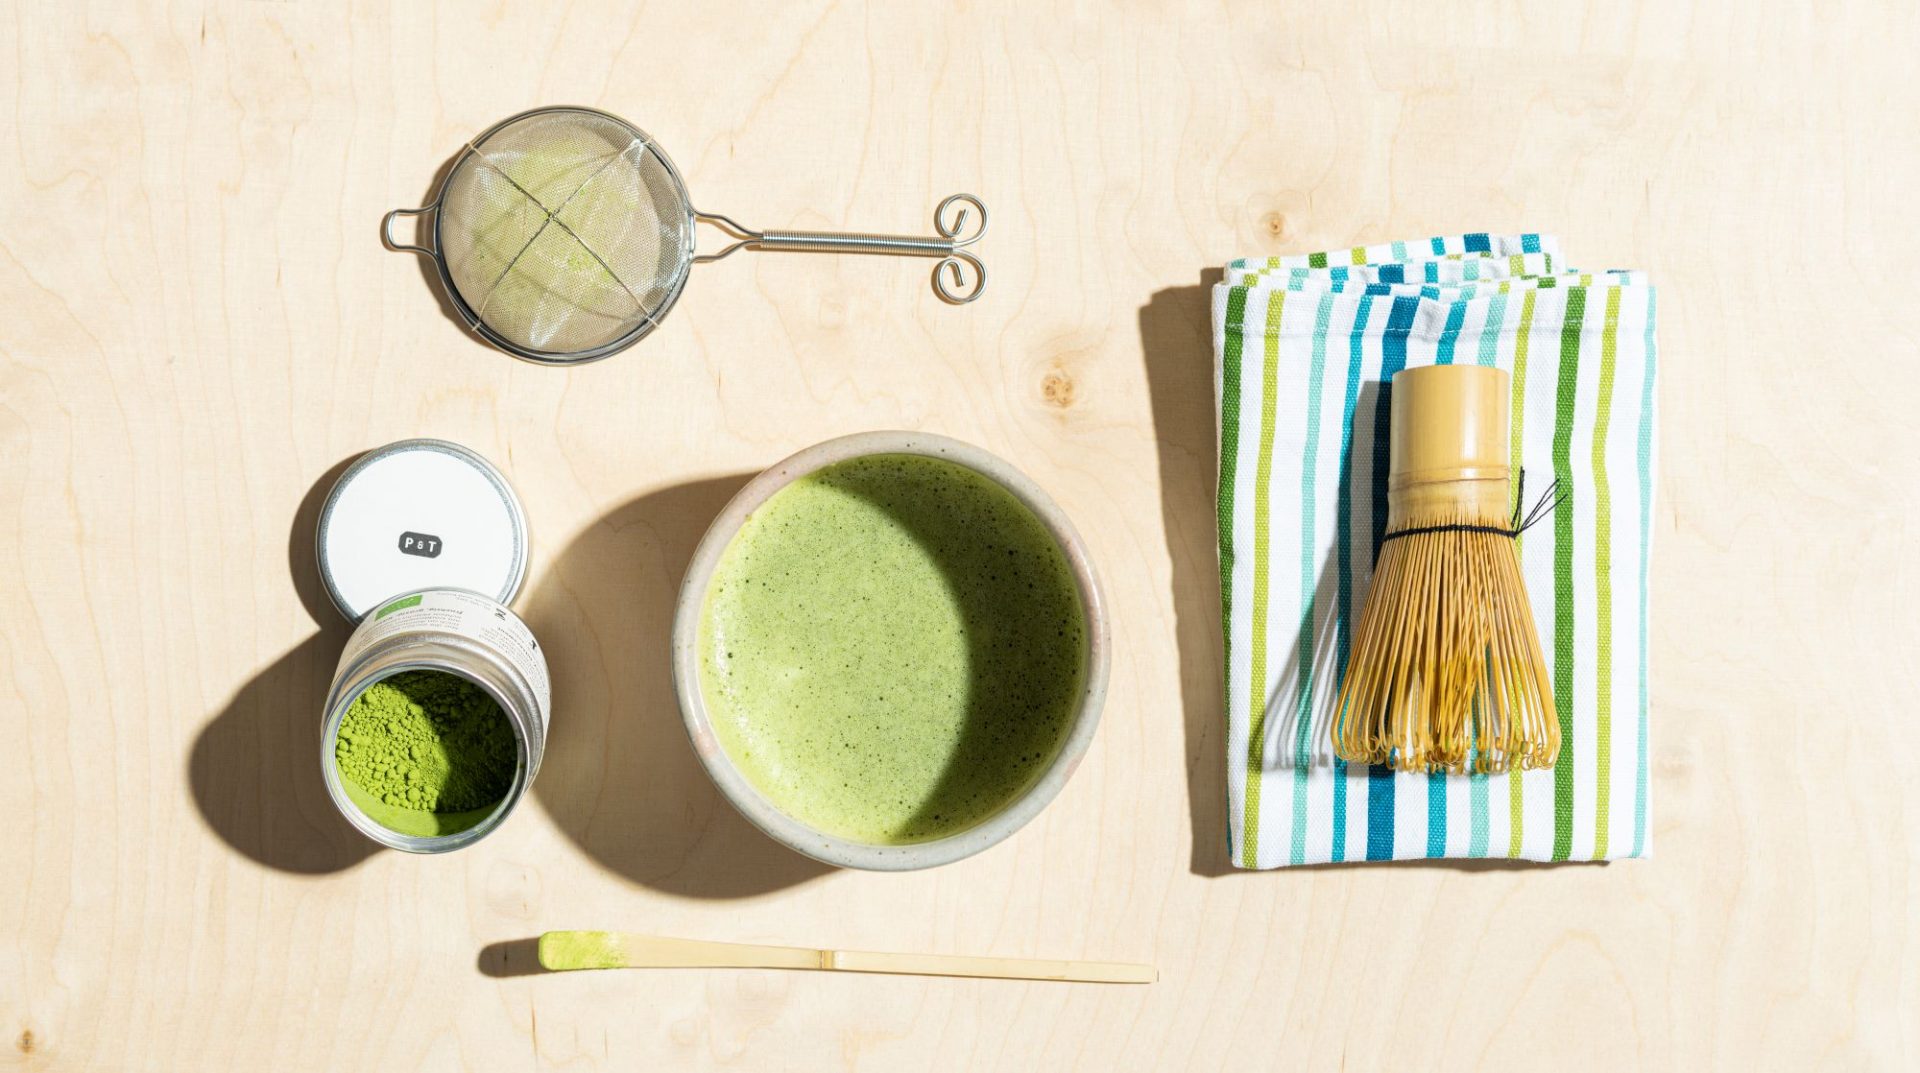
<box><xmin>321</xmin><ymin>444</ymin><xmax>524</xmax><ymax>619</ymax></box>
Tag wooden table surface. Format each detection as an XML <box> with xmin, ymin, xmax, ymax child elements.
<box><xmin>5</xmin><ymin>2</ymin><xmax>1916</xmax><ymax>1069</ymax></box>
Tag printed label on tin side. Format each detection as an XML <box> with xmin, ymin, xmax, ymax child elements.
<box><xmin>340</xmin><ymin>588</ymin><xmax>551</xmax><ymax>730</ymax></box>
<box><xmin>376</xmin><ymin>594</ymin><xmax>425</xmax><ymax>619</ymax></box>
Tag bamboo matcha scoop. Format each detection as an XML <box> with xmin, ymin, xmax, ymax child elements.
<box><xmin>537</xmin><ymin>931</ymin><xmax>1155</xmax><ymax>984</ymax></box>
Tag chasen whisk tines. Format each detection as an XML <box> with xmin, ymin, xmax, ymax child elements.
<box><xmin>1332</xmin><ymin>364</ymin><xmax>1561</xmax><ymax>775</ymax></box>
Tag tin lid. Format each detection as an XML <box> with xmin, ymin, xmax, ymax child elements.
<box><xmin>316</xmin><ymin>439</ymin><xmax>529</xmax><ymax>621</ymax></box>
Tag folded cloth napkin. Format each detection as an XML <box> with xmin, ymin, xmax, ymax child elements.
<box><xmin>1226</xmin><ymin>249</ymin><xmax>1559</xmax><ymax>288</ymax></box>
<box><xmin>1230</xmin><ymin>232</ymin><xmax>1559</xmax><ymax>277</ymax></box>
<box><xmin>1211</xmin><ymin>234</ymin><xmax>1657</xmax><ymax>867</ymax></box>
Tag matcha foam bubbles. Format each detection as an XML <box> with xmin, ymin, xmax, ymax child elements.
<box><xmin>334</xmin><ymin>669</ymin><xmax>517</xmax><ymax>835</ymax></box>
<box><xmin>698</xmin><ymin>454</ymin><xmax>1088</xmax><ymax>846</ymax></box>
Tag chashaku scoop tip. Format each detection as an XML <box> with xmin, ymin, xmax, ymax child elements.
<box><xmin>537</xmin><ymin>930</ymin><xmax>627</xmax><ymax>971</ymax></box>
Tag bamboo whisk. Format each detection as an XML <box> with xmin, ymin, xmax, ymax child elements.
<box><xmin>1332</xmin><ymin>364</ymin><xmax>1560</xmax><ymax>775</ymax></box>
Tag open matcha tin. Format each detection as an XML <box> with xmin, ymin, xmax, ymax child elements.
<box><xmin>671</xmin><ymin>431</ymin><xmax>1111</xmax><ymax>871</ymax></box>
<box><xmin>314</xmin><ymin>439</ymin><xmax>551</xmax><ymax>853</ymax></box>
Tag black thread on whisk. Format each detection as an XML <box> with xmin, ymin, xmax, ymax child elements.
<box><xmin>1376</xmin><ymin>471</ymin><xmax>1569</xmax><ymax>545</ymax></box>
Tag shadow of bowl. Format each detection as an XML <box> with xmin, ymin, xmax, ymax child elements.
<box><xmin>520</xmin><ymin>475</ymin><xmax>833</xmax><ymax>899</ymax></box>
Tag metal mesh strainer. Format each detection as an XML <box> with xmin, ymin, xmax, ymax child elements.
<box><xmin>383</xmin><ymin>106</ymin><xmax>986</xmax><ymax>365</ymax></box>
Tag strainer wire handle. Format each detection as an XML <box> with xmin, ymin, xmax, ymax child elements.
<box><xmin>692</xmin><ymin>193</ymin><xmax>987</xmax><ymax>303</ymax></box>
<box><xmin>381</xmin><ymin>204</ymin><xmax>439</xmax><ymax>258</ymax></box>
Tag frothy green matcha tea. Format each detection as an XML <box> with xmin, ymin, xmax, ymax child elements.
<box><xmin>699</xmin><ymin>454</ymin><xmax>1087</xmax><ymax>844</ymax></box>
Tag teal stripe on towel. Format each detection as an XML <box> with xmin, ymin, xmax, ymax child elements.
<box><xmin>1330</xmin><ymin>296</ymin><xmax>1374</xmax><ymax>863</ymax></box>
<box><xmin>1366</xmin><ymin>295</ymin><xmax>1418</xmax><ymax>859</ymax></box>
<box><xmin>1467</xmin><ymin>289</ymin><xmax>1509</xmax><ymax>856</ymax></box>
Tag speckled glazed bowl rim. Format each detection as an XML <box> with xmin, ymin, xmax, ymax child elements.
<box><xmin>670</xmin><ymin>430</ymin><xmax>1111</xmax><ymax>872</ymax></box>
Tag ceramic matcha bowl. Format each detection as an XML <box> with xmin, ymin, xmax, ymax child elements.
<box><xmin>671</xmin><ymin>431</ymin><xmax>1110</xmax><ymax>871</ymax></box>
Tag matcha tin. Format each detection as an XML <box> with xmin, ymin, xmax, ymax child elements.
<box><xmin>320</xmin><ymin>587</ymin><xmax>550</xmax><ymax>852</ymax></box>
<box><xmin>315</xmin><ymin>440</ymin><xmax>550</xmax><ymax>852</ymax></box>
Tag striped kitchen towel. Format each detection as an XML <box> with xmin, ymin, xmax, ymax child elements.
<box><xmin>1229</xmin><ymin>232</ymin><xmax>1559</xmax><ymax>275</ymax></box>
<box><xmin>1225</xmin><ymin>249</ymin><xmax>1560</xmax><ymax>288</ymax></box>
<box><xmin>1212</xmin><ymin>234</ymin><xmax>1657</xmax><ymax>867</ymax></box>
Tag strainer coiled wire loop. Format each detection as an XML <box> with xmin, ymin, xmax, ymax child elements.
<box><xmin>383</xmin><ymin>106</ymin><xmax>987</xmax><ymax>365</ymax></box>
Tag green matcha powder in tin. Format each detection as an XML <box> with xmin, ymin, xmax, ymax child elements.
<box><xmin>335</xmin><ymin>670</ymin><xmax>517</xmax><ymax>817</ymax></box>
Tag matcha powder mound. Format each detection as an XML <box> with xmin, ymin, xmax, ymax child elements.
<box><xmin>335</xmin><ymin>670</ymin><xmax>517</xmax><ymax>813</ymax></box>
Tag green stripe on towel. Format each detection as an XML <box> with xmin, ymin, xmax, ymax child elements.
<box><xmin>1239</xmin><ymin>289</ymin><xmax>1286</xmax><ymax>866</ymax></box>
<box><xmin>1508</xmin><ymin>289</ymin><xmax>1537</xmax><ymax>858</ymax></box>
<box><xmin>1592</xmin><ymin>287</ymin><xmax>1621</xmax><ymax>857</ymax></box>
<box><xmin>1217</xmin><ymin>287</ymin><xmax>1247</xmax><ymax>860</ymax></box>
<box><xmin>1551</xmin><ymin>288</ymin><xmax>1587</xmax><ymax>861</ymax></box>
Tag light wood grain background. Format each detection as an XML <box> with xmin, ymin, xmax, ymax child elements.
<box><xmin>4</xmin><ymin>1</ymin><xmax>1916</xmax><ymax>1069</ymax></box>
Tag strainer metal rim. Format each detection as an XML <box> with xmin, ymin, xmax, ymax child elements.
<box><xmin>421</xmin><ymin>104</ymin><xmax>698</xmax><ymax>366</ymax></box>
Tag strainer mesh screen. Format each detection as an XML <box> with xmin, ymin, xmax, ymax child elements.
<box><xmin>439</xmin><ymin>111</ymin><xmax>691</xmax><ymax>356</ymax></box>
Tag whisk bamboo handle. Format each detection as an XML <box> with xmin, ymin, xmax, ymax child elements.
<box><xmin>1389</xmin><ymin>364</ymin><xmax>1508</xmax><ymax>484</ymax></box>
<box><xmin>1386</xmin><ymin>364</ymin><xmax>1512</xmax><ymax>532</ymax></box>
<box><xmin>536</xmin><ymin>931</ymin><xmax>1156</xmax><ymax>984</ymax></box>
<box><xmin>1333</xmin><ymin>364</ymin><xmax>1561</xmax><ymax>775</ymax></box>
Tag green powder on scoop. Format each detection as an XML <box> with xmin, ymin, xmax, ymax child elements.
<box><xmin>334</xmin><ymin>670</ymin><xmax>517</xmax><ymax>837</ymax></box>
<box><xmin>537</xmin><ymin>930</ymin><xmax>628</xmax><ymax>971</ymax></box>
